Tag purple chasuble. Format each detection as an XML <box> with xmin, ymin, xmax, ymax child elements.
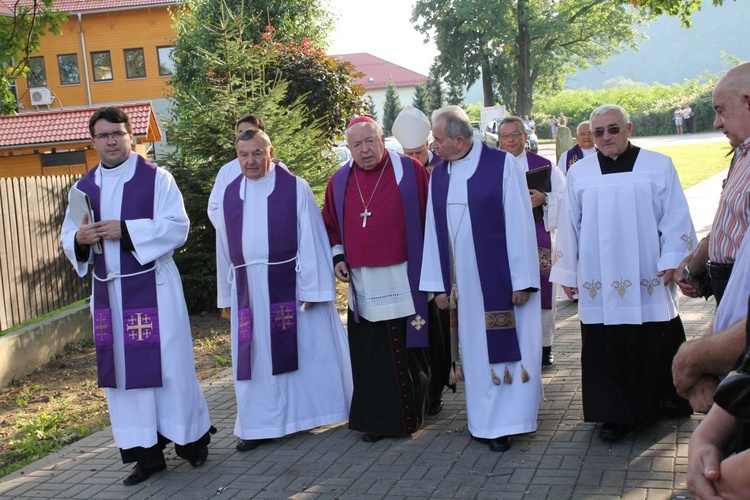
<box><xmin>223</xmin><ymin>165</ymin><xmax>299</xmax><ymax>380</ymax></box>
<box><xmin>332</xmin><ymin>154</ymin><xmax>429</xmax><ymax>348</ymax></box>
<box><xmin>565</xmin><ymin>145</ymin><xmax>584</xmax><ymax>171</ymax></box>
<box><xmin>77</xmin><ymin>156</ymin><xmax>162</xmax><ymax>389</ymax></box>
<box><xmin>526</xmin><ymin>152</ymin><xmax>553</xmax><ymax>310</ymax></box>
<box><xmin>431</xmin><ymin>143</ymin><xmax>521</xmax><ymax>363</ymax></box>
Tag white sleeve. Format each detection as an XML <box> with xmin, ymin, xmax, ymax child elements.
<box><xmin>543</xmin><ymin>163</ymin><xmax>567</xmax><ymax>232</ymax></box>
<box><xmin>549</xmin><ymin>170</ymin><xmax>581</xmax><ymax>287</ymax></box>
<box><xmin>126</xmin><ymin>169</ymin><xmax>190</xmax><ymax>265</ymax></box>
<box><xmin>296</xmin><ymin>178</ymin><xmax>336</xmax><ymax>303</ymax></box>
<box><xmin>419</xmin><ymin>178</ymin><xmax>447</xmax><ymax>293</ymax></box>
<box><xmin>503</xmin><ymin>155</ymin><xmax>541</xmax><ymax>291</ymax></box>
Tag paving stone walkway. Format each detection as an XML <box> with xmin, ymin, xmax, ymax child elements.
<box><xmin>0</xmin><ymin>155</ymin><xmax>728</xmax><ymax>499</ymax></box>
<box><xmin>0</xmin><ymin>295</ymin><xmax>715</xmax><ymax>499</ymax></box>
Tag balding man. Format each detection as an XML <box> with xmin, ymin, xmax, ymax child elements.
<box><xmin>674</xmin><ymin>62</ymin><xmax>750</xmax><ymax>413</ymax></box>
<box><xmin>551</xmin><ymin>104</ymin><xmax>695</xmax><ymax>442</ymax></box>
<box><xmin>322</xmin><ymin>117</ymin><xmax>431</xmax><ymax>442</ymax></box>
<box><xmin>557</xmin><ymin>121</ymin><xmax>597</xmax><ymax>175</ymax></box>
<box><xmin>421</xmin><ymin>105</ymin><xmax>542</xmax><ymax>452</ymax></box>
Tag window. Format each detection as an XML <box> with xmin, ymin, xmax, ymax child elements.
<box><xmin>90</xmin><ymin>51</ymin><xmax>113</xmax><ymax>81</ymax></box>
<box><xmin>156</xmin><ymin>46</ymin><xmax>175</xmax><ymax>76</ymax></box>
<box><xmin>124</xmin><ymin>48</ymin><xmax>146</xmax><ymax>79</ymax></box>
<box><xmin>57</xmin><ymin>54</ymin><xmax>80</xmax><ymax>85</ymax></box>
<box><xmin>27</xmin><ymin>57</ymin><xmax>47</xmax><ymax>87</ymax></box>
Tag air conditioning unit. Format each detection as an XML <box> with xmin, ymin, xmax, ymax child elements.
<box><xmin>30</xmin><ymin>87</ymin><xmax>53</xmax><ymax>106</ymax></box>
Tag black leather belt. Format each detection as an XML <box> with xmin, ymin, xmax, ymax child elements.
<box><xmin>707</xmin><ymin>261</ymin><xmax>734</xmax><ymax>280</ymax></box>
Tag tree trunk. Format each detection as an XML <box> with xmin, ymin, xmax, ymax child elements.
<box><xmin>515</xmin><ymin>0</ymin><xmax>533</xmax><ymax>116</ymax></box>
<box><xmin>481</xmin><ymin>53</ymin><xmax>494</xmax><ymax>108</ymax></box>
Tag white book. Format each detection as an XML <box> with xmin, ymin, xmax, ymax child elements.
<box><xmin>69</xmin><ymin>186</ymin><xmax>102</xmax><ymax>254</ymax></box>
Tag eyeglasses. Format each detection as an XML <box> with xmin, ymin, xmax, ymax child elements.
<box><xmin>93</xmin><ymin>131</ymin><xmax>128</xmax><ymax>141</ymax></box>
<box><xmin>578</xmin><ymin>132</ymin><xmax>593</xmax><ymax>138</ymax></box>
<box><xmin>499</xmin><ymin>132</ymin><xmax>523</xmax><ymax>139</ymax></box>
<box><xmin>592</xmin><ymin>126</ymin><xmax>621</xmax><ymax>138</ymax></box>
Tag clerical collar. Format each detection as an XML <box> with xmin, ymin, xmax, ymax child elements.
<box><xmin>450</xmin><ymin>141</ymin><xmax>474</xmax><ymax>163</ymax></box>
<box><xmin>101</xmin><ymin>158</ymin><xmax>129</xmax><ymax>169</ymax></box>
<box><xmin>597</xmin><ymin>142</ymin><xmax>640</xmax><ymax>175</ymax></box>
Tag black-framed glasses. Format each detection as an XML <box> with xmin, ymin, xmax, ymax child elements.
<box><xmin>93</xmin><ymin>131</ymin><xmax>128</xmax><ymax>141</ymax></box>
<box><xmin>593</xmin><ymin>126</ymin><xmax>620</xmax><ymax>138</ymax></box>
<box><xmin>499</xmin><ymin>132</ymin><xmax>523</xmax><ymax>139</ymax></box>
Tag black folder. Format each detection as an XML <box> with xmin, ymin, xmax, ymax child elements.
<box><xmin>526</xmin><ymin>166</ymin><xmax>550</xmax><ymax>222</ymax></box>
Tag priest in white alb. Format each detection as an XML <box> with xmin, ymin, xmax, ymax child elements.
<box><xmin>212</xmin><ymin>127</ymin><xmax>352</xmax><ymax>452</ymax></box>
<box><xmin>420</xmin><ymin>105</ymin><xmax>543</xmax><ymax>452</ymax></box>
<box><xmin>550</xmin><ymin>104</ymin><xmax>695</xmax><ymax>442</ymax></box>
<box><xmin>61</xmin><ymin>107</ymin><xmax>213</xmax><ymax>486</ymax></box>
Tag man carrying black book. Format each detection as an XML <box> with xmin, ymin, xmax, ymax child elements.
<box><xmin>498</xmin><ymin>116</ymin><xmax>566</xmax><ymax>366</ymax></box>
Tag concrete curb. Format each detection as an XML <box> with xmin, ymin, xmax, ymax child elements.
<box><xmin>0</xmin><ymin>303</ymin><xmax>91</xmax><ymax>387</ymax></box>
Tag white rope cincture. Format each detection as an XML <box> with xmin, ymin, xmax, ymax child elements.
<box><xmin>93</xmin><ymin>264</ymin><xmax>160</xmax><ymax>283</ymax></box>
<box><xmin>227</xmin><ymin>253</ymin><xmax>300</xmax><ymax>284</ymax></box>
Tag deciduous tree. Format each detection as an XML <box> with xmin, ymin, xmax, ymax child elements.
<box><xmin>0</xmin><ymin>0</ymin><xmax>65</xmax><ymax>114</ymax></box>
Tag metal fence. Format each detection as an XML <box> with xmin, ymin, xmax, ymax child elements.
<box><xmin>0</xmin><ymin>174</ymin><xmax>90</xmax><ymax>331</ymax></box>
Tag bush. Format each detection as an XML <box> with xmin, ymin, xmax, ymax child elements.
<box><xmin>533</xmin><ymin>76</ymin><xmax>717</xmax><ymax>138</ymax></box>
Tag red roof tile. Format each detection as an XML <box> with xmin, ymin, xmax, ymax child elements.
<box><xmin>2</xmin><ymin>0</ymin><xmax>179</xmax><ymax>15</ymax></box>
<box><xmin>332</xmin><ymin>53</ymin><xmax>427</xmax><ymax>90</ymax></box>
<box><xmin>0</xmin><ymin>102</ymin><xmax>160</xmax><ymax>149</ymax></box>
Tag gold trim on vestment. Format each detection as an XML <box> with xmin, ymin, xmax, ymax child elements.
<box><xmin>551</xmin><ymin>250</ymin><xmax>563</xmax><ymax>266</ymax></box>
<box><xmin>538</xmin><ymin>247</ymin><xmax>552</xmax><ymax>274</ymax></box>
<box><xmin>681</xmin><ymin>234</ymin><xmax>694</xmax><ymax>251</ymax></box>
<box><xmin>612</xmin><ymin>278</ymin><xmax>633</xmax><ymax>298</ymax></box>
<box><xmin>485</xmin><ymin>310</ymin><xmax>516</xmax><ymax>330</ymax></box>
<box><xmin>583</xmin><ymin>280</ymin><xmax>602</xmax><ymax>299</ymax></box>
<box><xmin>640</xmin><ymin>277</ymin><xmax>661</xmax><ymax>296</ymax></box>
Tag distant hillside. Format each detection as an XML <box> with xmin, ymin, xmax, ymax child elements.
<box><xmin>463</xmin><ymin>0</ymin><xmax>748</xmax><ymax>104</ymax></box>
<box><xmin>566</xmin><ymin>1</ymin><xmax>749</xmax><ymax>89</ymax></box>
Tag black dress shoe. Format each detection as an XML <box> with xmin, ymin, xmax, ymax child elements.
<box><xmin>236</xmin><ymin>438</ymin><xmax>273</xmax><ymax>452</ymax></box>
<box><xmin>123</xmin><ymin>461</ymin><xmax>167</xmax><ymax>485</ymax></box>
<box><xmin>542</xmin><ymin>346</ymin><xmax>555</xmax><ymax>366</ymax></box>
<box><xmin>362</xmin><ymin>433</ymin><xmax>384</xmax><ymax>443</ymax></box>
<box><xmin>188</xmin><ymin>446</ymin><xmax>208</xmax><ymax>467</ymax></box>
<box><xmin>427</xmin><ymin>398</ymin><xmax>444</xmax><ymax>416</ymax></box>
<box><xmin>599</xmin><ymin>423</ymin><xmax>635</xmax><ymax>442</ymax></box>
<box><xmin>488</xmin><ymin>436</ymin><xmax>512</xmax><ymax>452</ymax></box>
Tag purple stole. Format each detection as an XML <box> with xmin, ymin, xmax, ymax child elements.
<box><xmin>526</xmin><ymin>152</ymin><xmax>553</xmax><ymax>310</ymax></box>
<box><xmin>431</xmin><ymin>143</ymin><xmax>521</xmax><ymax>363</ymax></box>
<box><xmin>77</xmin><ymin>156</ymin><xmax>162</xmax><ymax>389</ymax></box>
<box><xmin>565</xmin><ymin>145</ymin><xmax>584</xmax><ymax>171</ymax></box>
<box><xmin>223</xmin><ymin>165</ymin><xmax>299</xmax><ymax>380</ymax></box>
<box><xmin>331</xmin><ymin>153</ymin><xmax>429</xmax><ymax>348</ymax></box>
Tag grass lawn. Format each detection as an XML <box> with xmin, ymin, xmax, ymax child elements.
<box><xmin>651</xmin><ymin>142</ymin><xmax>733</xmax><ymax>189</ymax></box>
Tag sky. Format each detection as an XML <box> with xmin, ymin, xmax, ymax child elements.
<box><xmin>325</xmin><ymin>0</ymin><xmax>438</xmax><ymax>76</ymax></box>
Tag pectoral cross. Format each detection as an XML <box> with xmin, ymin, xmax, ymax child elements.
<box><xmin>360</xmin><ymin>209</ymin><xmax>372</xmax><ymax>227</ymax></box>
<box><xmin>126</xmin><ymin>312</ymin><xmax>153</xmax><ymax>341</ymax></box>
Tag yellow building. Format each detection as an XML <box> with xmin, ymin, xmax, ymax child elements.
<box><xmin>2</xmin><ymin>0</ymin><xmax>180</xmax><ymax>175</ymax></box>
